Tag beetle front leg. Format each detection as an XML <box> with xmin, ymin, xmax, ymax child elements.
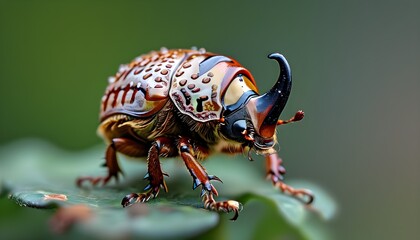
<box><xmin>178</xmin><ymin>137</ymin><xmax>242</xmax><ymax>220</ymax></box>
<box><xmin>121</xmin><ymin>138</ymin><xmax>171</xmax><ymax>207</ymax></box>
<box><xmin>77</xmin><ymin>138</ymin><xmax>147</xmax><ymax>186</ymax></box>
<box><xmin>266</xmin><ymin>153</ymin><xmax>314</xmax><ymax>204</ymax></box>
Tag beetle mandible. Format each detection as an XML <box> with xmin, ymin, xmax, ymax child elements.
<box><xmin>77</xmin><ymin>47</ymin><xmax>314</xmax><ymax>220</ymax></box>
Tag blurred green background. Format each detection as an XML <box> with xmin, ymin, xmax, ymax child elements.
<box><xmin>0</xmin><ymin>0</ymin><xmax>419</xmax><ymax>239</ymax></box>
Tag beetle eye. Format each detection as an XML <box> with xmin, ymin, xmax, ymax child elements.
<box><xmin>224</xmin><ymin>75</ymin><xmax>257</xmax><ymax>106</ymax></box>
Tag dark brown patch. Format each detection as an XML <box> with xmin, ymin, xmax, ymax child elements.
<box><xmin>179</xmin><ymin>79</ymin><xmax>187</xmax><ymax>86</ymax></box>
<box><xmin>134</xmin><ymin>68</ymin><xmax>143</xmax><ymax>75</ymax></box>
<box><xmin>200</xmin><ymin>95</ymin><xmax>209</xmax><ymax>100</ymax></box>
<box><xmin>143</xmin><ymin>73</ymin><xmax>152</xmax><ymax>80</ymax></box>
<box><xmin>191</xmin><ymin>73</ymin><xmax>199</xmax><ymax>79</ymax></box>
<box><xmin>176</xmin><ymin>71</ymin><xmax>185</xmax><ymax>77</ymax></box>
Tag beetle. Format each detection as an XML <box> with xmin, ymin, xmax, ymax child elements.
<box><xmin>77</xmin><ymin>47</ymin><xmax>313</xmax><ymax>220</ymax></box>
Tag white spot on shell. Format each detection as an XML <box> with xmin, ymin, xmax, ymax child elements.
<box><xmin>134</xmin><ymin>56</ymin><xmax>144</xmax><ymax>62</ymax></box>
<box><xmin>129</xmin><ymin>81</ymin><xmax>134</xmax><ymax>87</ymax></box>
<box><xmin>137</xmin><ymin>82</ymin><xmax>141</xmax><ymax>88</ymax></box>
<box><xmin>118</xmin><ymin>64</ymin><xmax>129</xmax><ymax>72</ymax></box>
<box><xmin>199</xmin><ymin>48</ymin><xmax>206</xmax><ymax>54</ymax></box>
<box><xmin>108</xmin><ymin>76</ymin><xmax>116</xmax><ymax>83</ymax></box>
<box><xmin>160</xmin><ymin>47</ymin><xmax>168</xmax><ymax>54</ymax></box>
<box><xmin>191</xmin><ymin>46</ymin><xmax>198</xmax><ymax>51</ymax></box>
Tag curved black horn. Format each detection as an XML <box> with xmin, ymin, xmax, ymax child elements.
<box><xmin>266</xmin><ymin>52</ymin><xmax>292</xmax><ymax>110</ymax></box>
<box><xmin>247</xmin><ymin>53</ymin><xmax>292</xmax><ymax>138</ymax></box>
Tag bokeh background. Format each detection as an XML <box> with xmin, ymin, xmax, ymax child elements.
<box><xmin>1</xmin><ymin>0</ymin><xmax>419</xmax><ymax>239</ymax></box>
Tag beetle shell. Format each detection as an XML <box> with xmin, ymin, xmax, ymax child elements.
<box><xmin>100</xmin><ymin>48</ymin><xmax>256</xmax><ymax>122</ymax></box>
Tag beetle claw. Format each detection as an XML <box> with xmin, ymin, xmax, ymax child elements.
<box><xmin>276</xmin><ymin>181</ymin><xmax>315</xmax><ymax>205</ymax></box>
<box><xmin>208</xmin><ymin>175</ymin><xmax>223</xmax><ymax>183</ymax></box>
<box><xmin>295</xmin><ymin>189</ymin><xmax>314</xmax><ymax>205</ymax></box>
<box><xmin>143</xmin><ymin>184</ymin><xmax>152</xmax><ymax>191</ymax></box>
<box><xmin>192</xmin><ymin>177</ymin><xmax>201</xmax><ymax>190</ymax></box>
<box><xmin>230</xmin><ymin>208</ymin><xmax>239</xmax><ymax>221</ymax></box>
<box><xmin>203</xmin><ymin>193</ymin><xmax>242</xmax><ymax>221</ymax></box>
<box><xmin>191</xmin><ymin>174</ymin><xmax>222</xmax><ymax>197</ymax></box>
<box><xmin>121</xmin><ymin>193</ymin><xmax>140</xmax><ymax>207</ymax></box>
<box><xmin>200</xmin><ymin>189</ymin><xmax>207</xmax><ymax>198</ymax></box>
<box><xmin>121</xmin><ymin>190</ymin><xmax>158</xmax><ymax>208</ymax></box>
<box><xmin>304</xmin><ymin>192</ymin><xmax>315</xmax><ymax>205</ymax></box>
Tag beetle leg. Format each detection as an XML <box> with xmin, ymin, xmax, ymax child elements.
<box><xmin>266</xmin><ymin>153</ymin><xmax>314</xmax><ymax>204</ymax></box>
<box><xmin>77</xmin><ymin>138</ymin><xmax>147</xmax><ymax>187</ymax></box>
<box><xmin>121</xmin><ymin>138</ymin><xmax>170</xmax><ymax>207</ymax></box>
<box><xmin>178</xmin><ymin>137</ymin><xmax>220</xmax><ymax>195</ymax></box>
<box><xmin>178</xmin><ymin>137</ymin><xmax>242</xmax><ymax>220</ymax></box>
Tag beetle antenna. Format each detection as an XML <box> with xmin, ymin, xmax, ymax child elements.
<box><xmin>277</xmin><ymin>110</ymin><xmax>304</xmax><ymax>125</ymax></box>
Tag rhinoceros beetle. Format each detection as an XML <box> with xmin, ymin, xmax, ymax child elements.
<box><xmin>77</xmin><ymin>47</ymin><xmax>313</xmax><ymax>220</ymax></box>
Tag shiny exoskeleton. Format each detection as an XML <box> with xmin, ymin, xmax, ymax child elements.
<box><xmin>77</xmin><ymin>47</ymin><xmax>313</xmax><ymax>220</ymax></box>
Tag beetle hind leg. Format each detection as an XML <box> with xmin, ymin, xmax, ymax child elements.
<box><xmin>121</xmin><ymin>138</ymin><xmax>171</xmax><ymax>207</ymax></box>
<box><xmin>77</xmin><ymin>138</ymin><xmax>146</xmax><ymax>187</ymax></box>
<box><xmin>266</xmin><ymin>153</ymin><xmax>314</xmax><ymax>204</ymax></box>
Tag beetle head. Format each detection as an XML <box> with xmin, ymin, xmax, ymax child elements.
<box><xmin>220</xmin><ymin>53</ymin><xmax>292</xmax><ymax>153</ymax></box>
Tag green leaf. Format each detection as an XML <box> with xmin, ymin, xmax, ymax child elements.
<box><xmin>0</xmin><ymin>139</ymin><xmax>336</xmax><ymax>239</ymax></box>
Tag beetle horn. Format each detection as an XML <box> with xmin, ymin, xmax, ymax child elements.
<box><xmin>246</xmin><ymin>53</ymin><xmax>292</xmax><ymax>138</ymax></box>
